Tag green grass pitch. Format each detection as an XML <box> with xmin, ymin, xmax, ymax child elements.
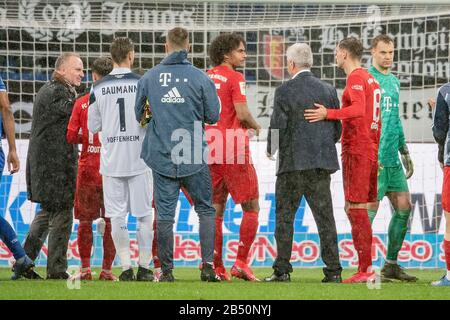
<box><xmin>0</xmin><ymin>267</ymin><xmax>450</xmax><ymax>300</ymax></box>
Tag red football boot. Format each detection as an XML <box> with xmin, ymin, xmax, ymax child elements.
<box><xmin>99</xmin><ymin>271</ymin><xmax>118</xmax><ymax>281</ymax></box>
<box><xmin>230</xmin><ymin>260</ymin><xmax>260</xmax><ymax>282</ymax></box>
<box><xmin>215</xmin><ymin>265</ymin><xmax>231</xmax><ymax>281</ymax></box>
<box><xmin>70</xmin><ymin>269</ymin><xmax>92</xmax><ymax>281</ymax></box>
<box><xmin>342</xmin><ymin>271</ymin><xmax>376</xmax><ymax>284</ymax></box>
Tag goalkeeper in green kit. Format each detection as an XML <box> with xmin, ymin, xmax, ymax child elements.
<box><xmin>367</xmin><ymin>35</ymin><xmax>418</xmax><ymax>282</ymax></box>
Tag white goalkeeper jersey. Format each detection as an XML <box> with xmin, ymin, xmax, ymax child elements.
<box><xmin>88</xmin><ymin>67</ymin><xmax>149</xmax><ymax>177</ymax></box>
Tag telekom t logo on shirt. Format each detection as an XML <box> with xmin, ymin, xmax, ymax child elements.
<box><xmin>159</xmin><ymin>73</ymin><xmax>172</xmax><ymax>87</ymax></box>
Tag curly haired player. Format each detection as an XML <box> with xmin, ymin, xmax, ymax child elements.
<box><xmin>206</xmin><ymin>33</ymin><xmax>262</xmax><ymax>281</ymax></box>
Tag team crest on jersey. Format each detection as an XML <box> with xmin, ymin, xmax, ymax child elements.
<box><xmin>81</xmin><ymin>102</ymin><xmax>88</xmax><ymax>109</ymax></box>
<box><xmin>263</xmin><ymin>35</ymin><xmax>285</xmax><ymax>80</ymax></box>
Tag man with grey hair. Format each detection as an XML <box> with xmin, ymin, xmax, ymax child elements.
<box><xmin>24</xmin><ymin>52</ymin><xmax>84</xmax><ymax>279</ymax></box>
<box><xmin>265</xmin><ymin>43</ymin><xmax>343</xmax><ymax>283</ymax></box>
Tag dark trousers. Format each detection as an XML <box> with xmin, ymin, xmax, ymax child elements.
<box><xmin>153</xmin><ymin>166</ymin><xmax>216</xmax><ymax>272</ymax></box>
<box><xmin>23</xmin><ymin>207</ymin><xmax>73</xmax><ymax>276</ymax></box>
<box><xmin>274</xmin><ymin>169</ymin><xmax>341</xmax><ymax>275</ymax></box>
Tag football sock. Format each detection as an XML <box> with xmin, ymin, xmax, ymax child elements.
<box><xmin>385</xmin><ymin>259</ymin><xmax>397</xmax><ymax>265</ymax></box>
<box><xmin>214</xmin><ymin>216</ymin><xmax>224</xmax><ymax>267</ymax></box>
<box><xmin>137</xmin><ymin>215</ymin><xmax>154</xmax><ymax>269</ymax></box>
<box><xmin>347</xmin><ymin>208</ymin><xmax>373</xmax><ymax>273</ymax></box>
<box><xmin>236</xmin><ymin>211</ymin><xmax>259</xmax><ymax>263</ymax></box>
<box><xmin>111</xmin><ymin>216</ymin><xmax>131</xmax><ymax>271</ymax></box>
<box><xmin>77</xmin><ymin>220</ymin><xmax>93</xmax><ymax>269</ymax></box>
<box><xmin>444</xmin><ymin>240</ymin><xmax>450</xmax><ymax>280</ymax></box>
<box><xmin>102</xmin><ymin>218</ymin><xmax>116</xmax><ymax>271</ymax></box>
<box><xmin>367</xmin><ymin>209</ymin><xmax>377</xmax><ymax>224</ymax></box>
<box><xmin>153</xmin><ymin>256</ymin><xmax>161</xmax><ymax>269</ymax></box>
<box><xmin>0</xmin><ymin>216</ymin><xmax>26</xmax><ymax>260</ymax></box>
<box><xmin>386</xmin><ymin>209</ymin><xmax>411</xmax><ymax>262</ymax></box>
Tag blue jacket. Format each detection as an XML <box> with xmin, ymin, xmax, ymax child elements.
<box><xmin>432</xmin><ymin>83</ymin><xmax>450</xmax><ymax>165</ymax></box>
<box><xmin>135</xmin><ymin>50</ymin><xmax>220</xmax><ymax>178</ymax></box>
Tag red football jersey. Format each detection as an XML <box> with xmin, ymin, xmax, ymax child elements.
<box><xmin>327</xmin><ymin>68</ymin><xmax>381</xmax><ymax>161</ymax></box>
<box><xmin>67</xmin><ymin>93</ymin><xmax>102</xmax><ymax>185</ymax></box>
<box><xmin>206</xmin><ymin>65</ymin><xmax>249</xmax><ymax>163</ymax></box>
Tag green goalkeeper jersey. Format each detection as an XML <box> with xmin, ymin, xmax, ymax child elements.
<box><xmin>369</xmin><ymin>66</ymin><xmax>406</xmax><ymax>167</ymax></box>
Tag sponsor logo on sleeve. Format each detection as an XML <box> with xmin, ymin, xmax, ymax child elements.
<box><xmin>239</xmin><ymin>82</ymin><xmax>246</xmax><ymax>96</ymax></box>
<box><xmin>351</xmin><ymin>84</ymin><xmax>364</xmax><ymax>91</ymax></box>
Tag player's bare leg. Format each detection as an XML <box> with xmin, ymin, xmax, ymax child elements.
<box><xmin>343</xmin><ymin>201</ymin><xmax>375</xmax><ymax>283</ymax></box>
<box><xmin>230</xmin><ymin>199</ymin><xmax>260</xmax><ymax>282</ymax></box>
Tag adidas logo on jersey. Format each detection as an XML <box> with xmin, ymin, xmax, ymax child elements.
<box><xmin>161</xmin><ymin>87</ymin><xmax>185</xmax><ymax>103</ymax></box>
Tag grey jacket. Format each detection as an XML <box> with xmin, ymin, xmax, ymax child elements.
<box><xmin>267</xmin><ymin>71</ymin><xmax>341</xmax><ymax>175</ymax></box>
<box><xmin>432</xmin><ymin>82</ymin><xmax>450</xmax><ymax>165</ymax></box>
<box><xmin>26</xmin><ymin>73</ymin><xmax>78</xmax><ymax>211</ymax></box>
<box><xmin>135</xmin><ymin>50</ymin><xmax>220</xmax><ymax>178</ymax></box>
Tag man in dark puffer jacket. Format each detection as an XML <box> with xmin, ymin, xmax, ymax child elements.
<box><xmin>24</xmin><ymin>52</ymin><xmax>84</xmax><ymax>279</ymax></box>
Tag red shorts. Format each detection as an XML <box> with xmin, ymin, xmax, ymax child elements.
<box><xmin>210</xmin><ymin>163</ymin><xmax>259</xmax><ymax>204</ymax></box>
<box><xmin>74</xmin><ymin>167</ymin><xmax>104</xmax><ymax>220</ymax></box>
<box><xmin>442</xmin><ymin>166</ymin><xmax>450</xmax><ymax>212</ymax></box>
<box><xmin>342</xmin><ymin>153</ymin><xmax>378</xmax><ymax>203</ymax></box>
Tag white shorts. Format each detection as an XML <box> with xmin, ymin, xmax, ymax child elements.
<box><xmin>103</xmin><ymin>170</ymin><xmax>153</xmax><ymax>218</ymax></box>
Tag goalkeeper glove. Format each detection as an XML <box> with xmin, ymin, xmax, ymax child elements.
<box><xmin>95</xmin><ymin>218</ymin><xmax>106</xmax><ymax>237</ymax></box>
<box><xmin>140</xmin><ymin>100</ymin><xmax>152</xmax><ymax>127</ymax></box>
<box><xmin>399</xmin><ymin>145</ymin><xmax>414</xmax><ymax>179</ymax></box>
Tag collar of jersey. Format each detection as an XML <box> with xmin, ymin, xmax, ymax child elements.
<box><xmin>110</xmin><ymin>67</ymin><xmax>132</xmax><ymax>75</ymax></box>
<box><xmin>369</xmin><ymin>65</ymin><xmax>391</xmax><ymax>77</ymax></box>
<box><xmin>161</xmin><ymin>50</ymin><xmax>190</xmax><ymax>65</ymax></box>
